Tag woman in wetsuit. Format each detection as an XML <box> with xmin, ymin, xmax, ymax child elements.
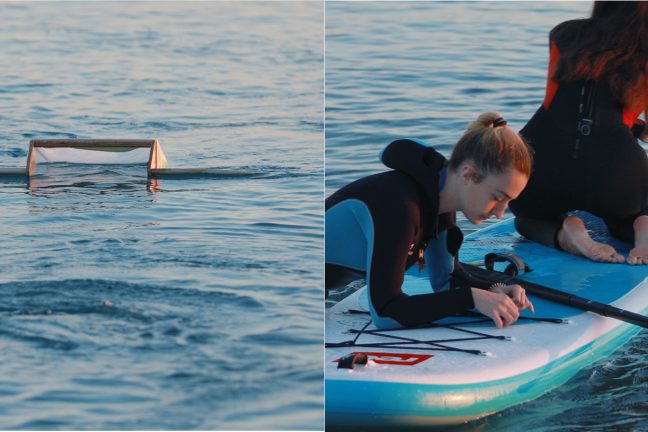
<box><xmin>510</xmin><ymin>1</ymin><xmax>648</xmax><ymax>265</ymax></box>
<box><xmin>326</xmin><ymin>112</ymin><xmax>535</xmax><ymax>329</ymax></box>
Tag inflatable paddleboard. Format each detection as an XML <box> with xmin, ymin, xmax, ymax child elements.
<box><xmin>325</xmin><ymin>215</ymin><xmax>648</xmax><ymax>426</ymax></box>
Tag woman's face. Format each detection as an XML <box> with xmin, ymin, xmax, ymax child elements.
<box><xmin>459</xmin><ymin>165</ymin><xmax>528</xmax><ymax>225</ymax></box>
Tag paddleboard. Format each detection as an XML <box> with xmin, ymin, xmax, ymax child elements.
<box><xmin>325</xmin><ymin>214</ymin><xmax>648</xmax><ymax>426</ymax></box>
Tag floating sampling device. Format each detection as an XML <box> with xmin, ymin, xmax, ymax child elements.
<box><xmin>0</xmin><ymin>139</ymin><xmax>249</xmax><ymax>179</ymax></box>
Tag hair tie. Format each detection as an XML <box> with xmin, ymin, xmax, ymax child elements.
<box><xmin>492</xmin><ymin>117</ymin><xmax>507</xmax><ymax>128</ymax></box>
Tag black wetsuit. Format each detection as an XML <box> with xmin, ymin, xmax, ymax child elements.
<box><xmin>510</xmin><ymin>19</ymin><xmax>648</xmax><ymax>246</ymax></box>
<box><xmin>326</xmin><ymin>139</ymin><xmax>489</xmax><ymax>328</ymax></box>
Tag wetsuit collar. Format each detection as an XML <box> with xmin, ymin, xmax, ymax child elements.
<box><xmin>380</xmin><ymin>139</ymin><xmax>453</xmax><ymax>239</ymax></box>
<box><xmin>439</xmin><ymin>166</ymin><xmax>447</xmax><ymax>191</ymax></box>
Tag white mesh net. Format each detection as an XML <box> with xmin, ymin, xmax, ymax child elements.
<box><xmin>27</xmin><ymin>140</ymin><xmax>168</xmax><ymax>175</ymax></box>
<box><xmin>35</xmin><ymin>147</ymin><xmax>153</xmax><ymax>165</ymax></box>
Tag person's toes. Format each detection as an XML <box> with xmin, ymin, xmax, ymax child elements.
<box><xmin>628</xmin><ymin>246</ymin><xmax>648</xmax><ymax>265</ymax></box>
<box><xmin>588</xmin><ymin>243</ymin><xmax>622</xmax><ymax>263</ymax></box>
<box><xmin>628</xmin><ymin>254</ymin><xmax>648</xmax><ymax>265</ymax></box>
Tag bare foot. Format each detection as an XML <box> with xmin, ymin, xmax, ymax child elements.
<box><xmin>557</xmin><ymin>216</ymin><xmax>625</xmax><ymax>263</ymax></box>
<box><xmin>628</xmin><ymin>215</ymin><xmax>648</xmax><ymax>265</ymax></box>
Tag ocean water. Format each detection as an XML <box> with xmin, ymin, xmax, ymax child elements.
<box><xmin>0</xmin><ymin>2</ymin><xmax>323</xmax><ymax>430</ymax></box>
<box><xmin>326</xmin><ymin>2</ymin><xmax>647</xmax><ymax>431</ymax></box>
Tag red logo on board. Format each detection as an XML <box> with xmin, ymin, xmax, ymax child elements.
<box><xmin>334</xmin><ymin>352</ymin><xmax>432</xmax><ymax>366</ymax></box>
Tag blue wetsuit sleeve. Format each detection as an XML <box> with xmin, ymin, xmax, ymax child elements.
<box><xmin>424</xmin><ymin>232</ymin><xmax>454</xmax><ymax>292</ymax></box>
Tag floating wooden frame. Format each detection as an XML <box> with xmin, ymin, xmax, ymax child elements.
<box><xmin>26</xmin><ymin>139</ymin><xmax>167</xmax><ymax>176</ymax></box>
<box><xmin>0</xmin><ymin>139</ymin><xmax>249</xmax><ymax>179</ymax></box>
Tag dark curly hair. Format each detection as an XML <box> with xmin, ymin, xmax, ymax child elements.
<box><xmin>552</xmin><ymin>1</ymin><xmax>648</xmax><ymax>113</ymax></box>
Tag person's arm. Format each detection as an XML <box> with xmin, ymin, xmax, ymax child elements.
<box><xmin>379</xmin><ymin>289</ymin><xmax>476</xmax><ymax>327</ymax></box>
<box><xmin>379</xmin><ymin>261</ymin><xmax>528</xmax><ymax>328</ymax></box>
<box><xmin>367</xmin><ymin>202</ymin><xmax>475</xmax><ymax>328</ymax></box>
<box><xmin>542</xmin><ymin>39</ymin><xmax>560</xmax><ymax>111</ymax></box>
<box><xmin>451</xmin><ymin>263</ymin><xmax>534</xmax><ymax>327</ymax></box>
<box><xmin>471</xmin><ymin>286</ymin><xmax>526</xmax><ymax>328</ymax></box>
<box><xmin>423</xmin><ymin>233</ymin><xmax>453</xmax><ymax>292</ymax></box>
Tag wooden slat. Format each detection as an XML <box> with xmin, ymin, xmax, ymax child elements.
<box><xmin>0</xmin><ymin>168</ymin><xmax>28</xmax><ymax>176</ymax></box>
<box><xmin>149</xmin><ymin>168</ymin><xmax>251</xmax><ymax>178</ymax></box>
<box><xmin>30</xmin><ymin>139</ymin><xmax>156</xmax><ymax>148</ymax></box>
<box><xmin>147</xmin><ymin>140</ymin><xmax>166</xmax><ymax>172</ymax></box>
<box><xmin>26</xmin><ymin>141</ymin><xmax>35</xmax><ymax>175</ymax></box>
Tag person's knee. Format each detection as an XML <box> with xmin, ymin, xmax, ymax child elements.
<box><xmin>514</xmin><ymin>216</ymin><xmax>535</xmax><ymax>238</ymax></box>
<box><xmin>514</xmin><ymin>216</ymin><xmax>563</xmax><ymax>248</ymax></box>
<box><xmin>605</xmin><ymin>216</ymin><xmax>636</xmax><ymax>243</ymax></box>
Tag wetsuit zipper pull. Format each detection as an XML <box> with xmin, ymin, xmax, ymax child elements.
<box><xmin>418</xmin><ymin>248</ymin><xmax>426</xmax><ymax>273</ymax></box>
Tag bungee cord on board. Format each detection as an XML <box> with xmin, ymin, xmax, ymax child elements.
<box><xmin>326</xmin><ymin>309</ymin><xmax>568</xmax><ymax>358</ymax></box>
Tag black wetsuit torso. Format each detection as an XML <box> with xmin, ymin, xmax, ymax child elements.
<box><xmin>510</xmin><ymin>19</ymin><xmax>648</xmax><ymax>245</ymax></box>
<box><xmin>325</xmin><ymin>140</ymin><xmax>488</xmax><ymax>328</ymax></box>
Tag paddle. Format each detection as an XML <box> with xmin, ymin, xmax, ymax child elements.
<box><xmin>460</xmin><ymin>263</ymin><xmax>648</xmax><ymax>329</ymax></box>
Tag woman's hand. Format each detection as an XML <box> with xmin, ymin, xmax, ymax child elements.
<box><xmin>471</xmin><ymin>285</ymin><xmax>534</xmax><ymax>328</ymax></box>
<box><xmin>490</xmin><ymin>284</ymin><xmax>535</xmax><ymax>314</ymax></box>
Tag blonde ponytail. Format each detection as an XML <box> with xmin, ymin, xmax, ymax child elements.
<box><xmin>449</xmin><ymin>111</ymin><xmax>533</xmax><ymax>179</ymax></box>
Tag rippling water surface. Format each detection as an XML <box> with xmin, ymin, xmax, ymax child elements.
<box><xmin>0</xmin><ymin>2</ymin><xmax>322</xmax><ymax>429</ymax></box>
<box><xmin>326</xmin><ymin>2</ymin><xmax>646</xmax><ymax>430</ymax></box>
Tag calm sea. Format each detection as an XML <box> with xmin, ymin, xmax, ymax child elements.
<box><xmin>0</xmin><ymin>2</ymin><xmax>323</xmax><ymax>430</ymax></box>
<box><xmin>326</xmin><ymin>2</ymin><xmax>647</xmax><ymax>431</ymax></box>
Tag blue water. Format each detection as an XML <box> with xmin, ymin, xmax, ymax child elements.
<box><xmin>0</xmin><ymin>2</ymin><xmax>322</xmax><ymax>430</ymax></box>
<box><xmin>326</xmin><ymin>2</ymin><xmax>647</xmax><ymax>431</ymax></box>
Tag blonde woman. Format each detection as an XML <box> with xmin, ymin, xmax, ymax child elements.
<box><xmin>326</xmin><ymin>112</ymin><xmax>535</xmax><ymax>329</ymax></box>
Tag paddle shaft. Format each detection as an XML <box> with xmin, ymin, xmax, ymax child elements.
<box><xmin>461</xmin><ymin>263</ymin><xmax>648</xmax><ymax>329</ymax></box>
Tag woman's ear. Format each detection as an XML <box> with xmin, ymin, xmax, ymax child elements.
<box><xmin>461</xmin><ymin>162</ymin><xmax>482</xmax><ymax>184</ymax></box>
